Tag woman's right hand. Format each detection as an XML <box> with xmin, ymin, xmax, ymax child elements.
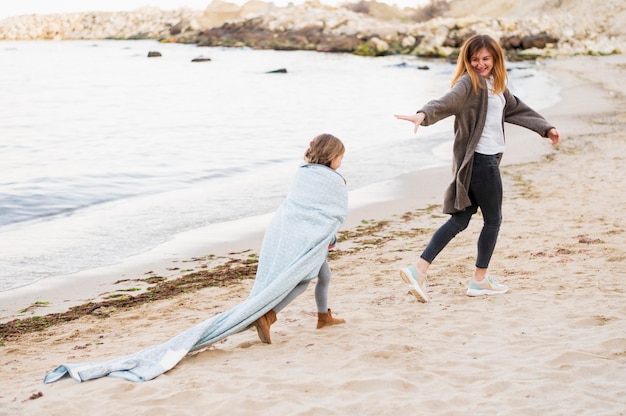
<box><xmin>394</xmin><ymin>112</ymin><xmax>425</xmax><ymax>134</ymax></box>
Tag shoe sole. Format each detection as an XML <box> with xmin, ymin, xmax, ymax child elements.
<box><xmin>400</xmin><ymin>268</ymin><xmax>430</xmax><ymax>303</ymax></box>
<box><xmin>466</xmin><ymin>288</ymin><xmax>509</xmax><ymax>297</ymax></box>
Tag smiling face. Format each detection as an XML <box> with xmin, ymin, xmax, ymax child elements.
<box><xmin>470</xmin><ymin>47</ymin><xmax>494</xmax><ymax>78</ymax></box>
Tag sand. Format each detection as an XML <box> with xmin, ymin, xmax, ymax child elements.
<box><xmin>1</xmin><ymin>53</ymin><xmax>625</xmax><ymax>415</ymax></box>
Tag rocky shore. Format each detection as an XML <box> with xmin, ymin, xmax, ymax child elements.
<box><xmin>0</xmin><ymin>0</ymin><xmax>623</xmax><ymax>58</ymax></box>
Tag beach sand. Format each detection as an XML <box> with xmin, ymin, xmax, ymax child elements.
<box><xmin>1</xmin><ymin>53</ymin><xmax>625</xmax><ymax>415</ymax></box>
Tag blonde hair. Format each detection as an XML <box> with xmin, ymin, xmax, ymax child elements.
<box><xmin>451</xmin><ymin>34</ymin><xmax>508</xmax><ymax>94</ymax></box>
<box><xmin>304</xmin><ymin>133</ymin><xmax>345</xmax><ymax>168</ymax></box>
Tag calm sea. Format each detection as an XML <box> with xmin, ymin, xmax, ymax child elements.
<box><xmin>0</xmin><ymin>40</ymin><xmax>560</xmax><ymax>291</ymax></box>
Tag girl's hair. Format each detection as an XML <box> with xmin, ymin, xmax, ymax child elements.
<box><xmin>304</xmin><ymin>133</ymin><xmax>345</xmax><ymax>168</ymax></box>
<box><xmin>451</xmin><ymin>34</ymin><xmax>507</xmax><ymax>94</ymax></box>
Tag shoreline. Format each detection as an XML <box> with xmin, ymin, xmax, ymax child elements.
<box><xmin>0</xmin><ymin>164</ymin><xmax>450</xmax><ymax>323</ymax></box>
<box><xmin>1</xmin><ymin>53</ymin><xmax>625</xmax><ymax>414</ymax></box>
<box><xmin>0</xmin><ymin>135</ymin><xmax>556</xmax><ymax>324</ymax></box>
<box><xmin>0</xmin><ymin>55</ymin><xmax>571</xmax><ymax>324</ymax></box>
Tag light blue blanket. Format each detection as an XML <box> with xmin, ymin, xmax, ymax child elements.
<box><xmin>43</xmin><ymin>164</ymin><xmax>348</xmax><ymax>383</ymax></box>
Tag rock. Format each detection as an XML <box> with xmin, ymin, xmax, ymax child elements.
<box><xmin>369</xmin><ymin>37</ymin><xmax>389</xmax><ymax>54</ymax></box>
<box><xmin>197</xmin><ymin>0</ymin><xmax>245</xmax><ymax>29</ymax></box>
<box><xmin>147</xmin><ymin>51</ymin><xmax>162</xmax><ymax>57</ymax></box>
<box><xmin>401</xmin><ymin>35</ymin><xmax>416</xmax><ymax>48</ymax></box>
<box><xmin>316</xmin><ymin>34</ymin><xmax>361</xmax><ymax>53</ymax></box>
<box><xmin>191</xmin><ymin>55</ymin><xmax>211</xmax><ymax>62</ymax></box>
<box><xmin>521</xmin><ymin>33</ymin><xmax>559</xmax><ymax>50</ymax></box>
<box><xmin>169</xmin><ymin>19</ymin><xmax>187</xmax><ymax>35</ymax></box>
<box><xmin>266</xmin><ymin>68</ymin><xmax>287</xmax><ymax>73</ymax></box>
<box><xmin>501</xmin><ymin>35</ymin><xmax>522</xmax><ymax>49</ymax></box>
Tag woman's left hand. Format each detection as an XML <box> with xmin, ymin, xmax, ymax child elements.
<box><xmin>547</xmin><ymin>128</ymin><xmax>560</xmax><ymax>146</ymax></box>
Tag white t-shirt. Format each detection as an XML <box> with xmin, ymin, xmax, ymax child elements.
<box><xmin>475</xmin><ymin>78</ymin><xmax>505</xmax><ymax>155</ymax></box>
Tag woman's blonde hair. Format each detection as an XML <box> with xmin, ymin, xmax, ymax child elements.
<box><xmin>451</xmin><ymin>34</ymin><xmax>507</xmax><ymax>94</ymax></box>
<box><xmin>304</xmin><ymin>133</ymin><xmax>345</xmax><ymax>168</ymax></box>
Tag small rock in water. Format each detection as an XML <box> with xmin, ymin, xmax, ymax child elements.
<box><xmin>266</xmin><ymin>68</ymin><xmax>287</xmax><ymax>74</ymax></box>
<box><xmin>147</xmin><ymin>51</ymin><xmax>162</xmax><ymax>57</ymax></box>
<box><xmin>191</xmin><ymin>55</ymin><xmax>211</xmax><ymax>62</ymax></box>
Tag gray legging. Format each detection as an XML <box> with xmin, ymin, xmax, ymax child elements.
<box><xmin>273</xmin><ymin>260</ymin><xmax>331</xmax><ymax>314</ymax></box>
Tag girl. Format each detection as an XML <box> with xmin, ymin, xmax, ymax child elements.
<box><xmin>253</xmin><ymin>133</ymin><xmax>348</xmax><ymax>343</ymax></box>
<box><xmin>394</xmin><ymin>34</ymin><xmax>560</xmax><ymax>302</ymax></box>
<box><xmin>45</xmin><ymin>134</ymin><xmax>349</xmax><ymax>383</ymax></box>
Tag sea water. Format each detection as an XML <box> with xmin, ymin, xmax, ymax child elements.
<box><xmin>0</xmin><ymin>39</ymin><xmax>560</xmax><ymax>291</ymax></box>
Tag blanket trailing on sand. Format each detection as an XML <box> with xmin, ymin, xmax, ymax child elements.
<box><xmin>43</xmin><ymin>164</ymin><xmax>348</xmax><ymax>383</ymax></box>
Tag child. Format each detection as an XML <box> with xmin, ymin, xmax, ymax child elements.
<box><xmin>253</xmin><ymin>133</ymin><xmax>348</xmax><ymax>343</ymax></box>
<box><xmin>44</xmin><ymin>133</ymin><xmax>349</xmax><ymax>383</ymax></box>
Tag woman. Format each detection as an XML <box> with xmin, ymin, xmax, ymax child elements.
<box><xmin>394</xmin><ymin>34</ymin><xmax>560</xmax><ymax>302</ymax></box>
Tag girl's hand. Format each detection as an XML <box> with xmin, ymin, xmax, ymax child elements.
<box><xmin>394</xmin><ymin>112</ymin><xmax>425</xmax><ymax>134</ymax></box>
<box><xmin>328</xmin><ymin>234</ymin><xmax>337</xmax><ymax>251</ymax></box>
<box><xmin>547</xmin><ymin>128</ymin><xmax>560</xmax><ymax>146</ymax></box>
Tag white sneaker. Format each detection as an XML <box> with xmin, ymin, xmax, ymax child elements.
<box><xmin>466</xmin><ymin>276</ymin><xmax>509</xmax><ymax>296</ymax></box>
<box><xmin>399</xmin><ymin>265</ymin><xmax>430</xmax><ymax>302</ymax></box>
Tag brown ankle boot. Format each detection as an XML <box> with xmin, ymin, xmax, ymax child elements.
<box><xmin>254</xmin><ymin>309</ymin><xmax>277</xmax><ymax>344</ymax></box>
<box><xmin>316</xmin><ymin>308</ymin><xmax>346</xmax><ymax>329</ymax></box>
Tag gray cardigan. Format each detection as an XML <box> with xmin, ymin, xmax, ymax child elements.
<box><xmin>419</xmin><ymin>73</ymin><xmax>555</xmax><ymax>214</ymax></box>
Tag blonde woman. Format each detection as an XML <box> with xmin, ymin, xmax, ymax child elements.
<box><xmin>394</xmin><ymin>34</ymin><xmax>560</xmax><ymax>301</ymax></box>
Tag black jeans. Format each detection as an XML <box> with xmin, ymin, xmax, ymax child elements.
<box><xmin>421</xmin><ymin>153</ymin><xmax>503</xmax><ymax>269</ymax></box>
